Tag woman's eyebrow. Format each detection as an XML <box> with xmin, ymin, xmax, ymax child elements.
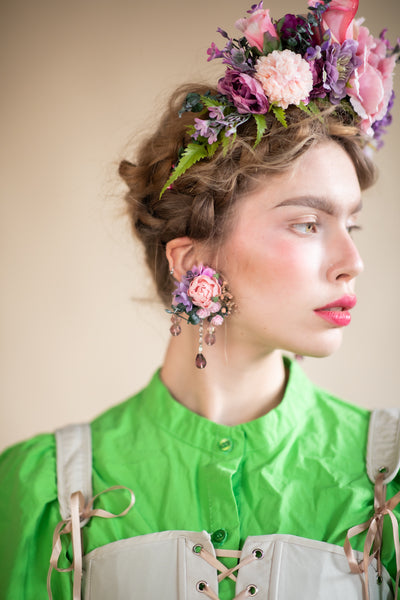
<box><xmin>274</xmin><ymin>196</ymin><xmax>363</xmax><ymax>215</ymax></box>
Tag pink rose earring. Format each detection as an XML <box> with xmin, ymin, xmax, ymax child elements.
<box><xmin>168</xmin><ymin>265</ymin><xmax>235</xmax><ymax>369</ymax></box>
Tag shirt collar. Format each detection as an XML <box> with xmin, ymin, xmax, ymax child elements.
<box><xmin>141</xmin><ymin>356</ymin><xmax>318</xmax><ymax>456</ymax></box>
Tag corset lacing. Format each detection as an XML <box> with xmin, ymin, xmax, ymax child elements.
<box><xmin>345</xmin><ymin>471</ymin><xmax>400</xmax><ymax>600</ymax></box>
<box><xmin>47</xmin><ymin>486</ymin><xmax>135</xmax><ymax>600</ymax></box>
<box><xmin>194</xmin><ymin>544</ymin><xmax>260</xmax><ymax>599</ymax></box>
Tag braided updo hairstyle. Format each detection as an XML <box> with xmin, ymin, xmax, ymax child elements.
<box><xmin>119</xmin><ymin>83</ymin><xmax>376</xmax><ymax>306</ymax></box>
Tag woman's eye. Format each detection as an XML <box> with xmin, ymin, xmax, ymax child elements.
<box><xmin>347</xmin><ymin>225</ymin><xmax>362</xmax><ymax>236</ymax></box>
<box><xmin>292</xmin><ymin>222</ymin><xmax>318</xmax><ymax>234</ymax></box>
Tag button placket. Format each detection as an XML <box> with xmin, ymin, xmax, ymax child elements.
<box><xmin>218</xmin><ymin>437</ymin><xmax>233</xmax><ymax>453</ymax></box>
<box><xmin>211</xmin><ymin>528</ymin><xmax>228</xmax><ymax>545</ymax></box>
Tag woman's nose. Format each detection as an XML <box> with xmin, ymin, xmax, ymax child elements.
<box><xmin>326</xmin><ymin>232</ymin><xmax>364</xmax><ymax>283</ymax></box>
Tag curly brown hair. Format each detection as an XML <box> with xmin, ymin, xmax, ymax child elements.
<box><xmin>119</xmin><ymin>84</ymin><xmax>376</xmax><ymax>305</ymax></box>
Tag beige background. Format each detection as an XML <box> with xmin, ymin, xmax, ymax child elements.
<box><xmin>1</xmin><ymin>0</ymin><xmax>399</xmax><ymax>452</ymax></box>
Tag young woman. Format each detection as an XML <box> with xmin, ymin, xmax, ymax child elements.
<box><xmin>1</xmin><ymin>1</ymin><xmax>399</xmax><ymax>599</ymax></box>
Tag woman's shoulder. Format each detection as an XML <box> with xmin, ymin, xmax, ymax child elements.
<box><xmin>0</xmin><ymin>431</ymin><xmax>57</xmax><ymax>490</ymax></box>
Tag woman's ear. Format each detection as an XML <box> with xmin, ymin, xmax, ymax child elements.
<box><xmin>166</xmin><ymin>237</ymin><xmax>199</xmax><ymax>281</ymax></box>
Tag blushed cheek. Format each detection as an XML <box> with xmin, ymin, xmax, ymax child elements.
<box><xmin>254</xmin><ymin>238</ymin><xmax>309</xmax><ymax>281</ymax></box>
<box><xmin>223</xmin><ymin>231</ymin><xmax>319</xmax><ymax>286</ymax></box>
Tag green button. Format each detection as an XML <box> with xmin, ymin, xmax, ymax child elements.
<box><xmin>211</xmin><ymin>528</ymin><xmax>227</xmax><ymax>544</ymax></box>
<box><xmin>218</xmin><ymin>438</ymin><xmax>233</xmax><ymax>452</ymax></box>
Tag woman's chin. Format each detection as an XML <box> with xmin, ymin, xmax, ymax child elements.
<box><xmin>289</xmin><ymin>330</ymin><xmax>344</xmax><ymax>359</ymax></box>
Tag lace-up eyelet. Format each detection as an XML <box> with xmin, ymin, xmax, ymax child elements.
<box><xmin>193</xmin><ymin>544</ymin><xmax>203</xmax><ymax>554</ymax></box>
<box><xmin>196</xmin><ymin>580</ymin><xmax>208</xmax><ymax>592</ymax></box>
<box><xmin>379</xmin><ymin>466</ymin><xmax>388</xmax><ymax>473</ymax></box>
<box><xmin>246</xmin><ymin>584</ymin><xmax>258</xmax><ymax>596</ymax></box>
<box><xmin>252</xmin><ymin>548</ymin><xmax>264</xmax><ymax>559</ymax></box>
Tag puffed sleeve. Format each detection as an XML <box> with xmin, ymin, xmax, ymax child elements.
<box><xmin>0</xmin><ymin>433</ymin><xmax>72</xmax><ymax>599</ymax></box>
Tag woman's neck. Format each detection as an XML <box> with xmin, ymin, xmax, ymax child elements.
<box><xmin>160</xmin><ymin>326</ymin><xmax>287</xmax><ymax>426</ymax></box>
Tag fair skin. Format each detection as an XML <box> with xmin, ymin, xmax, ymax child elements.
<box><xmin>161</xmin><ymin>141</ymin><xmax>364</xmax><ymax>426</ymax></box>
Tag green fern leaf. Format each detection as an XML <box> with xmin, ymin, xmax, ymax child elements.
<box><xmin>253</xmin><ymin>114</ymin><xmax>267</xmax><ymax>147</ymax></box>
<box><xmin>207</xmin><ymin>140</ymin><xmax>220</xmax><ymax>158</ymax></box>
<box><xmin>271</xmin><ymin>105</ymin><xmax>288</xmax><ymax>128</ymax></box>
<box><xmin>222</xmin><ymin>132</ymin><xmax>236</xmax><ymax>156</ymax></box>
<box><xmin>201</xmin><ymin>95</ymin><xmax>225</xmax><ymax>108</ymax></box>
<box><xmin>160</xmin><ymin>143</ymin><xmax>209</xmax><ymax>197</ymax></box>
<box><xmin>298</xmin><ymin>101</ymin><xmax>313</xmax><ymax>115</ymax></box>
<box><xmin>299</xmin><ymin>100</ymin><xmax>324</xmax><ymax>122</ymax></box>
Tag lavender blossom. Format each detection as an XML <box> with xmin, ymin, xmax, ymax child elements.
<box><xmin>192</xmin><ymin>118</ymin><xmax>220</xmax><ymax>144</ymax></box>
<box><xmin>247</xmin><ymin>2</ymin><xmax>263</xmax><ymax>14</ymax></box>
<box><xmin>208</xmin><ymin>105</ymin><xmax>225</xmax><ymax>120</ymax></box>
<box><xmin>207</xmin><ymin>42</ymin><xmax>223</xmax><ymax>62</ymax></box>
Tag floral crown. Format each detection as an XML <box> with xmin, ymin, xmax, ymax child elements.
<box><xmin>161</xmin><ymin>0</ymin><xmax>399</xmax><ymax>196</ymax></box>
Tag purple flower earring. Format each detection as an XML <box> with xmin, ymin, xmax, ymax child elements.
<box><xmin>167</xmin><ymin>265</ymin><xmax>235</xmax><ymax>369</ymax></box>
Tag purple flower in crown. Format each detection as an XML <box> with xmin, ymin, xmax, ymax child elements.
<box><xmin>306</xmin><ymin>43</ymin><xmax>327</xmax><ymax>98</ymax></box>
<box><xmin>207</xmin><ymin>42</ymin><xmax>224</xmax><ymax>62</ymax></box>
<box><xmin>309</xmin><ymin>61</ymin><xmax>327</xmax><ymax>98</ymax></box>
<box><xmin>208</xmin><ymin>105</ymin><xmax>225</xmax><ymax>121</ymax></box>
<box><xmin>324</xmin><ymin>39</ymin><xmax>361</xmax><ymax>103</ymax></box>
<box><xmin>218</xmin><ymin>70</ymin><xmax>269</xmax><ymax>114</ymax></box>
<box><xmin>193</xmin><ymin>118</ymin><xmax>221</xmax><ymax>144</ymax></box>
<box><xmin>247</xmin><ymin>2</ymin><xmax>264</xmax><ymax>14</ymax></box>
<box><xmin>372</xmin><ymin>90</ymin><xmax>395</xmax><ymax>149</ymax></box>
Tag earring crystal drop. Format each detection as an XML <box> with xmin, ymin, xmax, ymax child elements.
<box><xmin>195</xmin><ymin>320</ymin><xmax>207</xmax><ymax>369</ymax></box>
<box><xmin>169</xmin><ymin>314</ymin><xmax>181</xmax><ymax>337</ymax></box>
<box><xmin>204</xmin><ymin>325</ymin><xmax>216</xmax><ymax>346</ymax></box>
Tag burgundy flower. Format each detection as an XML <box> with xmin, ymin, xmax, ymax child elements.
<box><xmin>279</xmin><ymin>14</ymin><xmax>313</xmax><ymax>53</ymax></box>
<box><xmin>308</xmin><ymin>57</ymin><xmax>327</xmax><ymax>98</ymax></box>
<box><xmin>218</xmin><ymin>69</ymin><xmax>269</xmax><ymax>114</ymax></box>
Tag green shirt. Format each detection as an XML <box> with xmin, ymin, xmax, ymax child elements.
<box><xmin>1</xmin><ymin>357</ymin><xmax>399</xmax><ymax>599</ymax></box>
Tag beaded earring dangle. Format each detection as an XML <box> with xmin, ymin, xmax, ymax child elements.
<box><xmin>167</xmin><ymin>265</ymin><xmax>235</xmax><ymax>369</ymax></box>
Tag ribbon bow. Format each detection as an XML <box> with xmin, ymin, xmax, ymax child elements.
<box><xmin>47</xmin><ymin>485</ymin><xmax>135</xmax><ymax>600</ymax></box>
<box><xmin>344</xmin><ymin>472</ymin><xmax>400</xmax><ymax>600</ymax></box>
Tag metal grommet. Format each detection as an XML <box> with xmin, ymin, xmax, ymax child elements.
<box><xmin>379</xmin><ymin>466</ymin><xmax>388</xmax><ymax>473</ymax></box>
<box><xmin>252</xmin><ymin>548</ymin><xmax>264</xmax><ymax>559</ymax></box>
<box><xmin>377</xmin><ymin>575</ymin><xmax>383</xmax><ymax>585</ymax></box>
<box><xmin>246</xmin><ymin>584</ymin><xmax>258</xmax><ymax>596</ymax></box>
<box><xmin>196</xmin><ymin>580</ymin><xmax>208</xmax><ymax>592</ymax></box>
<box><xmin>193</xmin><ymin>544</ymin><xmax>203</xmax><ymax>554</ymax></box>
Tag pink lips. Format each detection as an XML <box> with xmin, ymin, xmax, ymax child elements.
<box><xmin>314</xmin><ymin>295</ymin><xmax>357</xmax><ymax>327</ymax></box>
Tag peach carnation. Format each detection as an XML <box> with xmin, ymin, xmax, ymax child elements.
<box><xmin>255</xmin><ymin>49</ymin><xmax>313</xmax><ymax>109</ymax></box>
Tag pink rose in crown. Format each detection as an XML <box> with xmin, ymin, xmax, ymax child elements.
<box><xmin>348</xmin><ymin>24</ymin><xmax>396</xmax><ymax>133</ymax></box>
<box><xmin>188</xmin><ymin>275</ymin><xmax>221</xmax><ymax>310</ymax></box>
<box><xmin>235</xmin><ymin>8</ymin><xmax>278</xmax><ymax>52</ymax></box>
<box><xmin>308</xmin><ymin>0</ymin><xmax>359</xmax><ymax>44</ymax></box>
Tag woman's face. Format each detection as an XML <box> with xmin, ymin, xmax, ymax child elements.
<box><xmin>215</xmin><ymin>141</ymin><xmax>364</xmax><ymax>358</ymax></box>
